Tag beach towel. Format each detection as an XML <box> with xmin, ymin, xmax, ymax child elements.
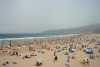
<box><xmin>67</xmin><ymin>58</ymin><xmax>70</xmax><ymax>62</ymax></box>
<box><xmin>72</xmin><ymin>58</ymin><xmax>76</xmax><ymax>60</ymax></box>
<box><xmin>12</xmin><ymin>62</ymin><xmax>17</xmax><ymax>64</ymax></box>
<box><xmin>86</xmin><ymin>51</ymin><xmax>93</xmax><ymax>54</ymax></box>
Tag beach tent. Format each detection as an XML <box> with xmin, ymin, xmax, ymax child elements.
<box><xmin>86</xmin><ymin>49</ymin><xmax>93</xmax><ymax>54</ymax></box>
<box><xmin>58</xmin><ymin>48</ymin><xmax>62</xmax><ymax>52</ymax></box>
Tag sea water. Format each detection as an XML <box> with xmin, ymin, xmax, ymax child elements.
<box><xmin>0</xmin><ymin>33</ymin><xmax>81</xmax><ymax>47</ymax></box>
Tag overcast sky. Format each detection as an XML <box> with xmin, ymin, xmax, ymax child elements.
<box><xmin>0</xmin><ymin>0</ymin><xmax>100</xmax><ymax>33</ymax></box>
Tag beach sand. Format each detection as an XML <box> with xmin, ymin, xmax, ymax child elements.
<box><xmin>0</xmin><ymin>34</ymin><xmax>100</xmax><ymax>67</ymax></box>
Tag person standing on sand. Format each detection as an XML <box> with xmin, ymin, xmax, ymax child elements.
<box><xmin>54</xmin><ymin>55</ymin><xmax>58</xmax><ymax>62</ymax></box>
<box><xmin>16</xmin><ymin>51</ymin><xmax>18</xmax><ymax>56</ymax></box>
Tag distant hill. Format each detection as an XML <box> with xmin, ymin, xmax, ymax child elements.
<box><xmin>41</xmin><ymin>23</ymin><xmax>100</xmax><ymax>35</ymax></box>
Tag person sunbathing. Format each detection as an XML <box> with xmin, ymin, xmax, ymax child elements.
<box><xmin>3</xmin><ymin>61</ymin><xmax>9</xmax><ymax>66</ymax></box>
<box><xmin>31</xmin><ymin>53</ymin><xmax>37</xmax><ymax>56</ymax></box>
<box><xmin>22</xmin><ymin>53</ymin><xmax>37</xmax><ymax>59</ymax></box>
<box><xmin>65</xmin><ymin>52</ymin><xmax>69</xmax><ymax>55</ymax></box>
<box><xmin>22</xmin><ymin>53</ymin><xmax>31</xmax><ymax>59</ymax></box>
<box><xmin>65</xmin><ymin>64</ymin><xmax>70</xmax><ymax>67</ymax></box>
<box><xmin>22</xmin><ymin>55</ymin><xmax>28</xmax><ymax>59</ymax></box>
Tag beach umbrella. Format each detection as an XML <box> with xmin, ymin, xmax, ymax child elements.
<box><xmin>7</xmin><ymin>46</ymin><xmax>10</xmax><ymax>49</ymax></box>
<box><xmin>17</xmin><ymin>47</ymin><xmax>20</xmax><ymax>50</ymax></box>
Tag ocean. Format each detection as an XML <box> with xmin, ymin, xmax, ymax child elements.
<box><xmin>0</xmin><ymin>34</ymin><xmax>81</xmax><ymax>47</ymax></box>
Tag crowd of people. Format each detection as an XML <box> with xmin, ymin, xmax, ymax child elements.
<box><xmin>1</xmin><ymin>34</ymin><xmax>100</xmax><ymax>67</ymax></box>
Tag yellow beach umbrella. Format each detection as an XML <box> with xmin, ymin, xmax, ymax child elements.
<box><xmin>17</xmin><ymin>47</ymin><xmax>20</xmax><ymax>49</ymax></box>
<box><xmin>8</xmin><ymin>46</ymin><xmax>10</xmax><ymax>48</ymax></box>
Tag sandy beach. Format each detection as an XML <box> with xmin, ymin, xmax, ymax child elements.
<box><xmin>0</xmin><ymin>34</ymin><xmax>100</xmax><ymax>67</ymax></box>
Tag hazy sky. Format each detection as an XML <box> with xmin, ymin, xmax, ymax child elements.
<box><xmin>0</xmin><ymin>0</ymin><xmax>100</xmax><ymax>33</ymax></box>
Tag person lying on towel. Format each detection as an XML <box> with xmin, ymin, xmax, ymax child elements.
<box><xmin>3</xmin><ymin>61</ymin><xmax>9</xmax><ymax>66</ymax></box>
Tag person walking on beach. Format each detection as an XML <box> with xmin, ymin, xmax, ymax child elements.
<box><xmin>54</xmin><ymin>50</ymin><xmax>56</xmax><ymax>56</ymax></box>
<box><xmin>86</xmin><ymin>59</ymin><xmax>90</xmax><ymax>66</ymax></box>
<box><xmin>16</xmin><ymin>51</ymin><xmax>18</xmax><ymax>56</ymax></box>
<box><xmin>54</xmin><ymin>55</ymin><xmax>58</xmax><ymax>62</ymax></box>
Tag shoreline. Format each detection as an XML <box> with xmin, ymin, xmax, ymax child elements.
<box><xmin>0</xmin><ymin>34</ymin><xmax>83</xmax><ymax>48</ymax></box>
